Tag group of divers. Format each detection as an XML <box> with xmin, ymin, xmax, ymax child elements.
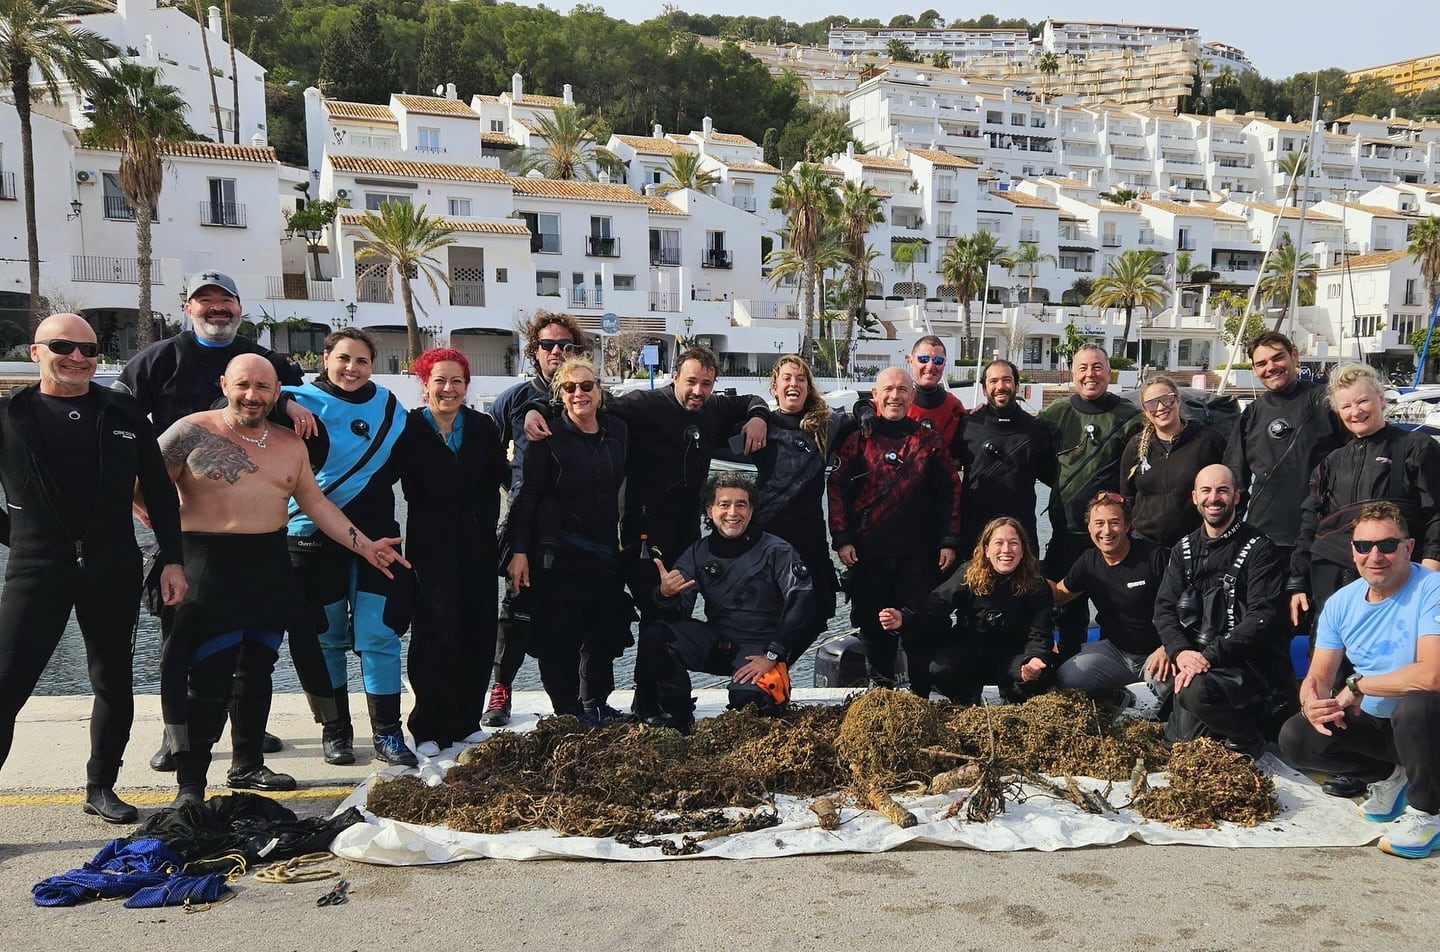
<box><xmin>3</xmin><ymin>272</ymin><xmax>1440</xmax><ymax>859</ymax></box>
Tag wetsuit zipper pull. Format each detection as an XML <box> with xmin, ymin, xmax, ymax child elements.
<box><xmin>74</xmin><ymin>541</ymin><xmax>85</xmax><ymax>570</ymax></box>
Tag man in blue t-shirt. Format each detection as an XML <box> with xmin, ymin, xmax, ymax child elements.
<box><xmin>1279</xmin><ymin>502</ymin><xmax>1440</xmax><ymax>859</ymax></box>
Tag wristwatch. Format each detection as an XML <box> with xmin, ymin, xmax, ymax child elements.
<box><xmin>1345</xmin><ymin>674</ymin><xmax>1364</xmax><ymax>698</ymax></box>
<box><xmin>765</xmin><ymin>645</ymin><xmax>784</xmax><ymax>663</ymax></box>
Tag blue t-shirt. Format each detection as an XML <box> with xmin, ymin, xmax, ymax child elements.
<box><xmin>1316</xmin><ymin>564</ymin><xmax>1440</xmax><ymax>718</ymax></box>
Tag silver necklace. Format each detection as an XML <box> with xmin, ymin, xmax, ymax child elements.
<box><xmin>224</xmin><ymin>410</ymin><xmax>268</xmax><ymax>448</ymax></box>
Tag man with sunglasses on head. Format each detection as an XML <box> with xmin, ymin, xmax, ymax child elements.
<box><xmin>1279</xmin><ymin>503</ymin><xmax>1440</xmax><ymax>859</ymax></box>
<box><xmin>116</xmin><ymin>270</ymin><xmax>314</xmax><ymax>772</ymax></box>
<box><xmin>0</xmin><ymin>314</ymin><xmax>186</xmax><ymax>824</ymax></box>
<box><xmin>484</xmin><ymin>310</ymin><xmax>590</xmax><ymax>727</ymax></box>
<box><xmin>1038</xmin><ymin>343</ymin><xmax>1142</xmax><ymax>661</ymax></box>
<box><xmin>828</xmin><ymin>366</ymin><xmax>963</xmax><ymax>696</ymax></box>
<box><xmin>1153</xmin><ymin>464</ymin><xmax>1290</xmax><ymax>760</ymax></box>
<box><xmin>955</xmin><ymin>358</ymin><xmax>1056</xmax><ymax>557</ymax></box>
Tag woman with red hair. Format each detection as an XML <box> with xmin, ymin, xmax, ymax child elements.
<box><xmin>395</xmin><ymin>347</ymin><xmax>508</xmax><ymax>755</ymax></box>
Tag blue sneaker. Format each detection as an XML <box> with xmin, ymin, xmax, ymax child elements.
<box><xmin>373</xmin><ymin>730</ymin><xmax>419</xmax><ymax>767</ymax></box>
<box><xmin>1358</xmin><ymin>766</ymin><xmax>1409</xmax><ymax>823</ymax></box>
<box><xmin>1379</xmin><ymin>808</ymin><xmax>1440</xmax><ymax>859</ymax></box>
<box><xmin>580</xmin><ymin>702</ymin><xmax>629</xmax><ymax>727</ymax></box>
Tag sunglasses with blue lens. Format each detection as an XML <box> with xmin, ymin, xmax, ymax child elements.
<box><xmin>913</xmin><ymin>354</ymin><xmax>946</xmax><ymax>366</ymax></box>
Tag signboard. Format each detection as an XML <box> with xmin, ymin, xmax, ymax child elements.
<box><xmin>601</xmin><ymin>312</ymin><xmax>619</xmax><ymax>334</ymax></box>
<box><xmin>640</xmin><ymin>344</ymin><xmax>660</xmax><ymax>367</ymax></box>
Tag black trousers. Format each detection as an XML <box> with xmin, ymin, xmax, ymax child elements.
<box><xmin>491</xmin><ymin>587</ymin><xmax>529</xmax><ymax>688</ymax></box>
<box><xmin>0</xmin><ymin>552</ymin><xmax>140</xmax><ymax>788</ymax></box>
<box><xmin>1042</xmin><ymin>530</ymin><xmax>1093</xmax><ymax>660</ymax></box>
<box><xmin>633</xmin><ymin>619</ymin><xmax>766</xmax><ymax>717</ymax></box>
<box><xmin>173</xmin><ymin>631</ymin><xmax>281</xmax><ymax>788</ymax></box>
<box><xmin>406</xmin><ymin>554</ymin><xmax>498</xmax><ymax>745</ymax></box>
<box><xmin>930</xmin><ymin>638</ymin><xmax>1055</xmax><ymax>705</ymax></box>
<box><xmin>1165</xmin><ymin>665</ymin><xmax>1268</xmax><ymax>746</ymax></box>
<box><xmin>523</xmin><ymin>563</ymin><xmax>630</xmax><ymax>716</ymax></box>
<box><xmin>848</xmin><ymin>550</ymin><xmax>941</xmax><ymax>696</ymax></box>
<box><xmin>1279</xmin><ymin>692</ymin><xmax>1440</xmax><ymax>813</ymax></box>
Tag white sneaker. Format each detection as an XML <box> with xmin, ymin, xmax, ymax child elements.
<box><xmin>1379</xmin><ymin>807</ymin><xmax>1440</xmax><ymax>859</ymax></box>
<box><xmin>462</xmin><ymin>729</ymin><xmax>487</xmax><ymax>744</ymax></box>
<box><xmin>415</xmin><ymin>741</ymin><xmax>441</xmax><ymax>758</ymax></box>
<box><xmin>1358</xmin><ymin>765</ymin><xmax>1409</xmax><ymax>823</ymax></box>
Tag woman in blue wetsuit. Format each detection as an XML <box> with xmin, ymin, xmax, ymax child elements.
<box><xmin>286</xmin><ymin>327</ymin><xmax>415</xmax><ymax>767</ymax></box>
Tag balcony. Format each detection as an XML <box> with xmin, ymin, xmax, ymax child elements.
<box><xmin>450</xmin><ymin>281</ymin><xmax>484</xmax><ymax>307</ymax></box>
<box><xmin>1373</xmin><ymin>240</ymin><xmax>1394</xmax><ymax>251</ymax></box>
<box><xmin>731</xmin><ymin>195</ymin><xmax>757</xmax><ymax>212</ymax></box>
<box><xmin>1018</xmin><ymin>229</ymin><xmax>1040</xmax><ymax>243</ymax></box>
<box><xmin>1137</xmin><ymin>234</ymin><xmax>1157</xmax><ymax>245</ymax></box>
<box><xmin>701</xmin><ymin>249</ymin><xmax>733</xmax><ymax>269</ymax></box>
<box><xmin>1178</xmin><ymin>239</ymin><xmax>1197</xmax><ymax>251</ymax></box>
<box><xmin>0</xmin><ymin>171</ymin><xmax>14</xmax><ymax>200</ymax></box>
<box><xmin>934</xmin><ymin>188</ymin><xmax>958</xmax><ymax>203</ymax></box>
<box><xmin>72</xmin><ymin>254</ymin><xmax>157</xmax><ymax>284</ymax></box>
<box><xmin>650</xmin><ymin>247</ymin><xmax>681</xmax><ymax>267</ymax></box>
<box><xmin>529</xmin><ymin>231</ymin><xmax>561</xmax><ymax>254</ymax></box>
<box><xmin>1101</xmin><ymin>236</ymin><xmax>1122</xmax><ymax>248</ymax></box>
<box><xmin>199</xmin><ymin>201</ymin><xmax>246</xmax><ymax>227</ymax></box>
<box><xmin>356</xmin><ymin>277</ymin><xmax>389</xmax><ymax>303</ymax></box>
<box><xmin>649</xmin><ymin>291</ymin><xmax>681</xmax><ymax>312</ymax></box>
<box><xmin>265</xmin><ymin>275</ymin><xmax>334</xmax><ymax>300</ymax></box>
<box><xmin>569</xmin><ymin>287</ymin><xmax>602</xmax><ymax>308</ymax></box>
<box><xmin>586</xmin><ymin>235</ymin><xmax>620</xmax><ymax>257</ymax></box>
<box><xmin>414</xmin><ymin>145</ymin><xmax>448</xmax><ymax>155</ymax></box>
<box><xmin>103</xmin><ymin>195</ymin><xmax>136</xmax><ymax>221</ymax></box>
<box><xmin>936</xmin><ymin>225</ymin><xmax>958</xmax><ymax>238</ymax></box>
<box><xmin>1110</xmin><ymin>155</ymin><xmax>1151</xmax><ymax>170</ymax></box>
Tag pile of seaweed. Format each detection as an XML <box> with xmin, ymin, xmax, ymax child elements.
<box><xmin>365</xmin><ymin>689</ymin><xmax>1279</xmax><ymax>838</ymax></box>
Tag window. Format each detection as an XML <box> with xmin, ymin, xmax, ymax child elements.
<box><xmin>365</xmin><ymin>192</ymin><xmax>412</xmax><ymax>210</ymax></box>
<box><xmin>613</xmin><ymin>274</ymin><xmax>635</xmax><ymax>291</ymax></box>
<box><xmin>496</xmin><ymin>268</ymin><xmax>508</xmax><ymax>283</ymax></box>
<box><xmin>986</xmin><ymin>110</ymin><xmax>1003</xmax><ymax>124</ymax></box>
<box><xmin>417</xmin><ymin>127</ymin><xmax>442</xmax><ymax>153</ymax></box>
<box><xmin>588</xmin><ymin>216</ymin><xmax>617</xmax><ymax>256</ymax></box>
<box><xmin>447</xmin><ymin>198</ymin><xmax>471</xmax><ymax>217</ymax></box>
<box><xmin>1011</xmin><ymin>114</ymin><xmax>1026</xmax><ymax>126</ymax></box>
<box><xmin>703</xmin><ymin>230</ymin><xmax>731</xmax><ymax>268</ymax></box>
<box><xmin>519</xmin><ymin>211</ymin><xmax>560</xmax><ymax>253</ymax></box>
<box><xmin>210</xmin><ymin>105</ymin><xmax>235</xmax><ymax>134</ymax></box>
<box><xmin>650</xmin><ymin>228</ymin><xmax>681</xmax><ymax>265</ymax></box>
<box><xmin>1406</xmin><ymin>279</ymin><xmax>1420</xmax><ymax>306</ymax></box>
<box><xmin>205</xmin><ymin>177</ymin><xmax>241</xmax><ymax>226</ymax></box>
<box><xmin>536</xmin><ymin>270</ymin><xmax>560</xmax><ymax>296</ymax></box>
<box><xmin>1326</xmin><ymin>283</ymin><xmax>1341</xmax><ymax>299</ymax></box>
<box><xmin>102</xmin><ymin>172</ymin><xmax>134</xmax><ymax>220</ymax></box>
<box><xmin>651</xmin><ymin>168</ymin><xmax>663</xmax><ymax>185</ymax></box>
<box><xmin>490</xmin><ymin>120</ymin><xmax>505</xmax><ymax>133</ymax></box>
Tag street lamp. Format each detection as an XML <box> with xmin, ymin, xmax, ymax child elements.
<box><xmin>345</xmin><ymin>301</ymin><xmax>358</xmax><ymax>322</ymax></box>
<box><xmin>66</xmin><ymin>199</ymin><xmax>82</xmax><ymax>221</ymax></box>
<box><xmin>683</xmin><ymin>315</ymin><xmax>694</xmax><ymax>340</ymax></box>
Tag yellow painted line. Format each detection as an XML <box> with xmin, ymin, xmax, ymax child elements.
<box><xmin>0</xmin><ymin>787</ymin><xmax>356</xmax><ymax>807</ymax></box>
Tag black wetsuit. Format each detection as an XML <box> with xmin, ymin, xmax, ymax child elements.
<box><xmin>955</xmin><ymin>401</ymin><xmax>1056</xmax><ymax>557</ymax></box>
<box><xmin>508</xmin><ymin>411</ymin><xmax>630</xmax><ymax>716</ymax></box>
<box><xmin>0</xmin><ymin>384</ymin><xmax>182</xmax><ymax>788</ymax></box>
<box><xmin>1119</xmin><ymin>420</ymin><xmax>1227</xmax><ymax>548</ymax></box>
<box><xmin>396</xmin><ymin>406</ymin><xmax>508</xmax><ymax>746</ymax></box>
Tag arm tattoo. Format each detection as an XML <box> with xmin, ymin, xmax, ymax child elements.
<box><xmin>348</xmin><ymin>526</ymin><xmax>359</xmax><ymax>549</ymax></box>
<box><xmin>163</xmin><ymin>421</ymin><xmax>260</xmax><ymax>485</ymax></box>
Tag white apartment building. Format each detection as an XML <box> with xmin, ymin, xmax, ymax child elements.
<box><xmin>827</xmin><ymin>26</ymin><xmax>1032</xmax><ymax>65</ymax></box>
<box><xmin>1040</xmin><ymin>19</ymin><xmax>1200</xmax><ymax>57</ymax></box>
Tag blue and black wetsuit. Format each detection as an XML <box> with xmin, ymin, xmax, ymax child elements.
<box><xmin>285</xmin><ymin>378</ymin><xmax>412</xmax><ymax>738</ymax></box>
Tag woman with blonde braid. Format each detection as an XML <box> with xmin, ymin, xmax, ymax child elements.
<box><xmin>1119</xmin><ymin>377</ymin><xmax>1224</xmax><ymax>546</ymax></box>
<box><xmin>739</xmin><ymin>355</ymin><xmax>854</xmax><ymax>650</ymax></box>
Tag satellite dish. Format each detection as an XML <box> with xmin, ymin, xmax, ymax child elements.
<box><xmin>435</xmin><ymin>84</ymin><xmax>444</xmax><ymax>96</ymax></box>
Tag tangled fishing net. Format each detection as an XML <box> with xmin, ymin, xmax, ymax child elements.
<box><xmin>365</xmin><ymin>690</ymin><xmax>1279</xmax><ymax>839</ymax></box>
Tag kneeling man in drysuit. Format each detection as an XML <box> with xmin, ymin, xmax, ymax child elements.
<box><xmin>149</xmin><ymin>355</ymin><xmax>408</xmax><ymax>805</ymax></box>
<box><xmin>633</xmin><ymin>473</ymin><xmax>815</xmax><ymax>733</ymax></box>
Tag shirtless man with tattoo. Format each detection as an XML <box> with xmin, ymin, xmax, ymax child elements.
<box><xmin>149</xmin><ymin>353</ymin><xmax>407</xmax><ymax>804</ymax></box>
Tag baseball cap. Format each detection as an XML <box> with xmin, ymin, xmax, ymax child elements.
<box><xmin>185</xmin><ymin>270</ymin><xmax>240</xmax><ymax>301</ymax></box>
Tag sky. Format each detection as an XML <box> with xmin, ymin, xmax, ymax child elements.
<box><xmin>571</xmin><ymin>0</ymin><xmax>1440</xmax><ymax>79</ymax></box>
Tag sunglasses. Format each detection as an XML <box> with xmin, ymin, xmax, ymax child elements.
<box><xmin>913</xmin><ymin>354</ymin><xmax>946</xmax><ymax>366</ymax></box>
<box><xmin>1092</xmin><ymin>491</ymin><xmax>1126</xmax><ymax>504</ymax></box>
<box><xmin>560</xmin><ymin>379</ymin><xmax>596</xmax><ymax>394</ymax></box>
<box><xmin>1142</xmin><ymin>393</ymin><xmax>1179</xmax><ymax>412</ymax></box>
<box><xmin>537</xmin><ymin>339</ymin><xmax>576</xmax><ymax>352</ymax></box>
<box><xmin>1353</xmin><ymin>537</ymin><xmax>1406</xmax><ymax>554</ymax></box>
<box><xmin>38</xmin><ymin>338</ymin><xmax>99</xmax><ymax>358</ymax></box>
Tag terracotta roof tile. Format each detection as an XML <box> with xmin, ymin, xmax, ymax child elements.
<box><xmin>507</xmin><ymin>178</ymin><xmax>648</xmax><ymax>203</ymax></box>
<box><xmin>518</xmin><ymin>94</ymin><xmax>566</xmax><ymax>107</ymax></box>
<box><xmin>850</xmin><ymin>154</ymin><xmax>911</xmax><ymax>170</ymax></box>
<box><xmin>471</xmin><ymin>95</ymin><xmax>500</xmax><ymax>104</ymax></box>
<box><xmin>392</xmin><ymin>95</ymin><xmax>479</xmax><ymax>119</ymax></box>
<box><xmin>160</xmin><ymin>141</ymin><xmax>275</xmax><ymax>163</ymax></box>
<box><xmin>340</xmin><ymin>212</ymin><xmax>532</xmax><ymax>236</ymax></box>
<box><xmin>905</xmin><ymin>148</ymin><xmax>977</xmax><ymax>168</ymax></box>
<box><xmin>1318</xmin><ymin>249</ymin><xmax>1410</xmax><ymax>272</ymax></box>
<box><xmin>328</xmin><ymin>154</ymin><xmax>510</xmax><ymax>183</ymax></box>
<box><xmin>323</xmin><ymin>101</ymin><xmax>397</xmax><ymax>123</ymax></box>
<box><xmin>1140</xmin><ymin>199</ymin><xmax>1244</xmax><ymax>221</ymax></box>
<box><xmin>613</xmin><ymin>134</ymin><xmax>687</xmax><ymax>156</ymax></box>
<box><xmin>1326</xmin><ymin>200</ymin><xmax>1409</xmax><ymax>219</ymax></box>
<box><xmin>1244</xmin><ymin>201</ymin><xmax>1340</xmax><ymax>221</ymax></box>
<box><xmin>994</xmin><ymin>190</ymin><xmax>1058</xmax><ymax>209</ymax></box>
<box><xmin>481</xmin><ymin>132</ymin><xmax>518</xmax><ymax>147</ymax></box>
<box><xmin>693</xmin><ymin>130</ymin><xmax>757</xmax><ymax>146</ymax></box>
<box><xmin>721</xmin><ymin>159</ymin><xmax>779</xmax><ymax>173</ymax></box>
<box><xmin>645</xmin><ymin>196</ymin><xmax>688</xmax><ymax>216</ymax></box>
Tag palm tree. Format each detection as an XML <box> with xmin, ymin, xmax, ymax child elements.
<box><xmin>192</xmin><ymin>0</ymin><xmax>223</xmax><ymax>141</ymax></box>
<box><xmin>354</xmin><ymin>202</ymin><xmax>456</xmax><ymax>360</ymax></box>
<box><xmin>890</xmin><ymin>240</ymin><xmax>925</xmax><ymax>314</ymax></box>
<box><xmin>1105</xmin><ymin>188</ymin><xmax>1139</xmax><ymax>205</ymax></box>
<box><xmin>0</xmin><ymin>0</ymin><xmax>112</xmax><ymax>330</ymax></box>
<box><xmin>769</xmin><ymin>163</ymin><xmax>836</xmax><ymax>355</ymax></box>
<box><xmin>1277</xmin><ymin>150</ymin><xmax>1307</xmax><ymax>207</ymax></box>
<box><xmin>836</xmin><ymin>180</ymin><xmax>885</xmax><ymax>357</ymax></box>
<box><xmin>1409</xmin><ymin>214</ymin><xmax>1440</xmax><ymax>317</ymax></box>
<box><xmin>931</xmin><ymin>51</ymin><xmax>950</xmax><ymax>69</ymax></box>
<box><xmin>939</xmin><ymin>230</ymin><xmax>1007</xmax><ymax>359</ymax></box>
<box><xmin>1010</xmin><ymin>242</ymin><xmax>1057</xmax><ymax>305</ymax></box>
<box><xmin>1088</xmin><ymin>249</ymin><xmax>1165</xmax><ymax>358</ymax></box>
<box><xmin>507</xmin><ymin>104</ymin><xmax>625</xmax><ymax>181</ymax></box>
<box><xmin>82</xmin><ymin>63</ymin><xmax>190</xmax><ymax>348</ymax></box>
<box><xmin>1258</xmin><ymin>240</ymin><xmax>1318</xmax><ymax>330</ymax></box>
<box><xmin>655</xmin><ymin>151</ymin><xmax>718</xmax><ymax>195</ymax></box>
<box><xmin>1037</xmin><ymin>51</ymin><xmax>1061</xmax><ymax>103</ymax></box>
<box><xmin>222</xmin><ymin>0</ymin><xmax>239</xmax><ymax>143</ymax></box>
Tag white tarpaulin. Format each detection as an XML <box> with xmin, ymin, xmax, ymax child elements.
<box><xmin>328</xmin><ymin>690</ymin><xmax>1387</xmax><ymax>864</ymax></box>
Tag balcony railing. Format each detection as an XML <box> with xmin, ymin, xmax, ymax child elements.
<box><xmin>356</xmin><ymin>277</ymin><xmax>389</xmax><ymax>303</ymax></box>
<box><xmin>72</xmin><ymin>254</ymin><xmax>156</xmax><ymax>284</ymax></box>
<box><xmin>414</xmin><ymin>144</ymin><xmax>447</xmax><ymax>154</ymax></box>
<box><xmin>1374</xmin><ymin>240</ymin><xmax>1394</xmax><ymax>251</ymax></box>
<box><xmin>529</xmin><ymin>231</ymin><xmax>561</xmax><ymax>254</ymax></box>
<box><xmin>731</xmin><ymin>195</ymin><xmax>757</xmax><ymax>212</ymax></box>
<box><xmin>650</xmin><ymin>247</ymin><xmax>681</xmax><ymax>266</ymax></box>
<box><xmin>0</xmin><ymin>171</ymin><xmax>14</xmax><ymax>200</ymax></box>
<box><xmin>1137</xmin><ymin>234</ymin><xmax>1156</xmax><ymax>245</ymax></box>
<box><xmin>1101</xmin><ymin>237</ymin><xmax>1122</xmax><ymax>247</ymax></box>
<box><xmin>1018</xmin><ymin>229</ymin><xmax>1040</xmax><ymax>243</ymax></box>
<box><xmin>586</xmin><ymin>235</ymin><xmax>620</xmax><ymax>257</ymax></box>
<box><xmin>935</xmin><ymin>188</ymin><xmax>958</xmax><ymax>203</ymax></box>
<box><xmin>1179</xmin><ymin>239</ymin><xmax>1197</xmax><ymax>251</ymax></box>
<box><xmin>701</xmin><ymin>249</ymin><xmax>733</xmax><ymax>269</ymax></box>
<box><xmin>265</xmin><ymin>275</ymin><xmax>334</xmax><ymax>300</ymax></box>
<box><xmin>570</xmin><ymin>287</ymin><xmax>602</xmax><ymax>308</ymax></box>
<box><xmin>450</xmin><ymin>281</ymin><xmax>484</xmax><ymax>307</ymax></box>
<box><xmin>649</xmin><ymin>291</ymin><xmax>681</xmax><ymax>312</ymax></box>
<box><xmin>103</xmin><ymin>195</ymin><xmax>136</xmax><ymax>221</ymax></box>
<box><xmin>199</xmin><ymin>201</ymin><xmax>246</xmax><ymax>227</ymax></box>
